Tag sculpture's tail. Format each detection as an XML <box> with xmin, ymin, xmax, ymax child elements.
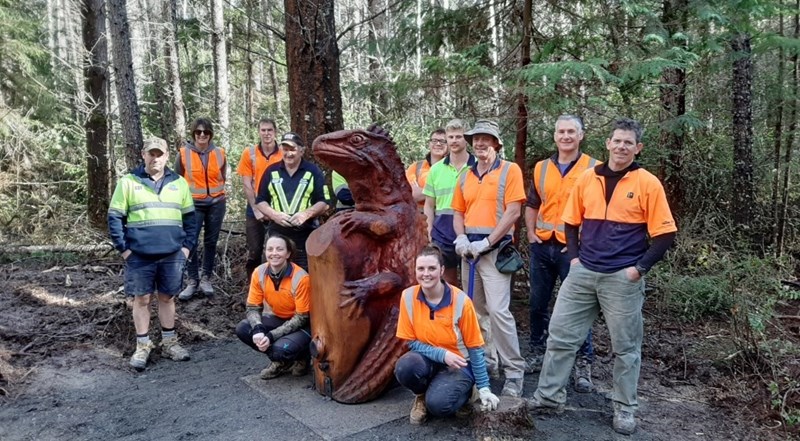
<box><xmin>331</xmin><ymin>305</ymin><xmax>407</xmax><ymax>404</ymax></box>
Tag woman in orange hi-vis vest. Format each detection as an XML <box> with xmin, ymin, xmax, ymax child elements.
<box><xmin>394</xmin><ymin>245</ymin><xmax>499</xmax><ymax>425</ymax></box>
<box><xmin>235</xmin><ymin>235</ymin><xmax>311</xmax><ymax>379</ymax></box>
<box><xmin>175</xmin><ymin>118</ymin><xmax>228</xmax><ymax>300</ymax></box>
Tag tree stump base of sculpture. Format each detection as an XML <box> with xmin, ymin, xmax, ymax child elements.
<box><xmin>470</xmin><ymin>397</ymin><xmax>535</xmax><ymax>438</ymax></box>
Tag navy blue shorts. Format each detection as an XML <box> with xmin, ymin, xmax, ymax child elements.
<box><xmin>124</xmin><ymin>250</ymin><xmax>186</xmax><ymax>297</ymax></box>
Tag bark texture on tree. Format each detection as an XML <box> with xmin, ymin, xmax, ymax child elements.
<box><xmin>776</xmin><ymin>4</ymin><xmax>799</xmax><ymax>255</ymax></box>
<box><xmin>514</xmin><ymin>0</ymin><xmax>531</xmax><ymax>183</ymax></box>
<box><xmin>770</xmin><ymin>13</ymin><xmax>785</xmax><ymax>249</ymax></box>
<box><xmin>107</xmin><ymin>0</ymin><xmax>144</xmax><ymax>170</ymax></box>
<box><xmin>211</xmin><ymin>0</ymin><xmax>230</xmax><ymax>146</ymax></box>
<box><xmin>82</xmin><ymin>0</ymin><xmax>110</xmax><ymax>230</ymax></box>
<box><xmin>143</xmin><ymin>0</ymin><xmax>170</xmax><ymax>142</ymax></box>
<box><xmin>261</xmin><ymin>1</ymin><xmax>282</xmax><ymax>119</ymax></box>
<box><xmin>658</xmin><ymin>0</ymin><xmax>688</xmax><ymax>216</ymax></box>
<box><xmin>284</xmin><ymin>0</ymin><xmax>344</xmax><ymax>147</ymax></box>
<box><xmin>367</xmin><ymin>0</ymin><xmax>385</xmax><ymax>122</ymax></box>
<box><xmin>730</xmin><ymin>33</ymin><xmax>754</xmax><ymax>233</ymax></box>
<box><xmin>164</xmin><ymin>0</ymin><xmax>186</xmax><ymax>149</ymax></box>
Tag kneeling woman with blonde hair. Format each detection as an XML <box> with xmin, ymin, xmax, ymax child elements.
<box><xmin>394</xmin><ymin>245</ymin><xmax>499</xmax><ymax>425</ymax></box>
<box><xmin>236</xmin><ymin>235</ymin><xmax>311</xmax><ymax>379</ymax></box>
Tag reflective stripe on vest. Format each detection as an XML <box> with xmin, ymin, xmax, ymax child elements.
<box><xmin>415</xmin><ymin>160</ymin><xmax>424</xmax><ymax>186</ymax></box>
<box><xmin>402</xmin><ymin>287</ymin><xmax>469</xmax><ymax>358</ymax></box>
<box><xmin>458</xmin><ymin>161</ymin><xmax>513</xmax><ymax>236</ymax></box>
<box><xmin>117</xmin><ymin>175</ymin><xmax>187</xmax><ymax>227</ymax></box>
<box><xmin>535</xmin><ymin>157</ymin><xmax>597</xmax><ymax>233</ymax></box>
<box><xmin>268</xmin><ymin>170</ymin><xmax>314</xmax><ymax>215</ymax></box>
<box><xmin>183</xmin><ymin>147</ymin><xmax>225</xmax><ymax>197</ymax></box>
<box><xmin>257</xmin><ymin>264</ymin><xmax>308</xmax><ymax>312</ymax></box>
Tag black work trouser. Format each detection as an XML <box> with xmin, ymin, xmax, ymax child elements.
<box><xmin>235</xmin><ymin>315</ymin><xmax>311</xmax><ymax>362</ymax></box>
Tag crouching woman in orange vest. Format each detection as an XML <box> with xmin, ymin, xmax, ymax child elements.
<box><xmin>235</xmin><ymin>235</ymin><xmax>311</xmax><ymax>379</ymax></box>
<box><xmin>394</xmin><ymin>245</ymin><xmax>499</xmax><ymax>425</ymax></box>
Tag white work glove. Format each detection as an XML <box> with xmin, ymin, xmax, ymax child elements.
<box><xmin>478</xmin><ymin>387</ymin><xmax>499</xmax><ymax>411</ymax></box>
<box><xmin>468</xmin><ymin>238</ymin><xmax>491</xmax><ymax>257</ymax></box>
<box><xmin>454</xmin><ymin>234</ymin><xmax>470</xmax><ymax>257</ymax></box>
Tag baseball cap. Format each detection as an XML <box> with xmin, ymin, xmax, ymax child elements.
<box><xmin>142</xmin><ymin>137</ymin><xmax>168</xmax><ymax>153</ymax></box>
<box><xmin>280</xmin><ymin>132</ymin><xmax>305</xmax><ymax>149</ymax></box>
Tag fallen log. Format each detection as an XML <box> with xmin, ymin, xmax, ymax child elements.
<box><xmin>0</xmin><ymin>243</ymin><xmax>115</xmax><ymax>254</ymax></box>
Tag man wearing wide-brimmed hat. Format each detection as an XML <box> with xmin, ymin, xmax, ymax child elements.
<box><xmin>451</xmin><ymin>119</ymin><xmax>527</xmax><ymax>398</ymax></box>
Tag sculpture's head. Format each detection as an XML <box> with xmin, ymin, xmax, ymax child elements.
<box><xmin>312</xmin><ymin>125</ymin><xmax>411</xmax><ymax>206</ymax></box>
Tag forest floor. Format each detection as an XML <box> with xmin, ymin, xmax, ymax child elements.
<box><xmin>0</xmin><ymin>237</ymin><xmax>796</xmax><ymax>440</ymax></box>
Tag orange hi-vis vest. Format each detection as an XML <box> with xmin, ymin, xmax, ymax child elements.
<box><xmin>180</xmin><ymin>146</ymin><xmax>226</xmax><ymax>200</ymax></box>
<box><xmin>532</xmin><ymin>153</ymin><xmax>598</xmax><ymax>244</ymax></box>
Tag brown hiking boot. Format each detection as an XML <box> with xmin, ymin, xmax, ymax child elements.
<box><xmin>409</xmin><ymin>394</ymin><xmax>427</xmax><ymax>425</ymax></box>
<box><xmin>260</xmin><ymin>361</ymin><xmax>290</xmax><ymax>379</ymax></box>
<box><xmin>129</xmin><ymin>340</ymin><xmax>154</xmax><ymax>371</ymax></box>
<box><xmin>290</xmin><ymin>359</ymin><xmax>309</xmax><ymax>377</ymax></box>
<box><xmin>161</xmin><ymin>336</ymin><xmax>190</xmax><ymax>361</ymax></box>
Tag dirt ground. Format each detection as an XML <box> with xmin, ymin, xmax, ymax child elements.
<box><xmin>0</xmin><ymin>240</ymin><xmax>795</xmax><ymax>440</ymax></box>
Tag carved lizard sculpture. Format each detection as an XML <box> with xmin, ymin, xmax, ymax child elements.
<box><xmin>307</xmin><ymin>125</ymin><xmax>428</xmax><ymax>403</ymax></box>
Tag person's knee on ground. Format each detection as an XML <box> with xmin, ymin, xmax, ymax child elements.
<box><xmin>425</xmin><ymin>390</ymin><xmax>467</xmax><ymax>418</ymax></box>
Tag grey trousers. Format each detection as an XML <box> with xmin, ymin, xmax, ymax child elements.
<box><xmin>461</xmin><ymin>248</ymin><xmax>525</xmax><ymax>379</ymax></box>
<box><xmin>534</xmin><ymin>262</ymin><xmax>645</xmax><ymax>412</ymax></box>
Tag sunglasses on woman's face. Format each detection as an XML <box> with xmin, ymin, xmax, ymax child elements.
<box><xmin>194</xmin><ymin>130</ymin><xmax>211</xmax><ymax>136</ymax></box>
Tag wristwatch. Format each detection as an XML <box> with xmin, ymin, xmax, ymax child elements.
<box><xmin>634</xmin><ymin>264</ymin><xmax>648</xmax><ymax>277</ymax></box>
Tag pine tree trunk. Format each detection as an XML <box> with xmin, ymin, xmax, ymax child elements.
<box><xmin>82</xmin><ymin>0</ymin><xmax>110</xmax><ymax>230</ymax></box>
<box><xmin>143</xmin><ymin>0</ymin><xmax>170</xmax><ymax>141</ymax></box>
<box><xmin>261</xmin><ymin>1</ymin><xmax>281</xmax><ymax>118</ymax></box>
<box><xmin>107</xmin><ymin>0</ymin><xmax>144</xmax><ymax>170</ymax></box>
<box><xmin>284</xmin><ymin>0</ymin><xmax>344</xmax><ymax>147</ymax></box>
<box><xmin>771</xmin><ymin>13</ymin><xmax>785</xmax><ymax>250</ymax></box>
<box><xmin>658</xmin><ymin>0</ymin><xmax>688</xmax><ymax>216</ymax></box>
<box><xmin>211</xmin><ymin>0</ymin><xmax>230</xmax><ymax>146</ymax></box>
<box><xmin>367</xmin><ymin>0</ymin><xmax>385</xmax><ymax>122</ymax></box>
<box><xmin>730</xmin><ymin>32</ymin><xmax>755</xmax><ymax>235</ymax></box>
<box><xmin>128</xmin><ymin>0</ymin><xmax>147</xmax><ymax>99</ymax></box>
<box><xmin>245</xmin><ymin>0</ymin><xmax>254</xmax><ymax>125</ymax></box>
<box><xmin>514</xmin><ymin>0</ymin><xmax>531</xmax><ymax>182</ymax></box>
<box><xmin>164</xmin><ymin>0</ymin><xmax>186</xmax><ymax>148</ymax></box>
<box><xmin>776</xmin><ymin>4</ymin><xmax>799</xmax><ymax>256</ymax></box>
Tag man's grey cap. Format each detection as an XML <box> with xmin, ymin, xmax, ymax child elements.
<box><xmin>142</xmin><ymin>137</ymin><xmax>168</xmax><ymax>153</ymax></box>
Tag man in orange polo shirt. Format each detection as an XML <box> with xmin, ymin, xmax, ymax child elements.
<box><xmin>523</xmin><ymin>115</ymin><xmax>598</xmax><ymax>393</ymax></box>
<box><xmin>406</xmin><ymin>127</ymin><xmax>447</xmax><ymax>212</ymax></box>
<box><xmin>530</xmin><ymin>118</ymin><xmax>677</xmax><ymax>436</ymax></box>
<box><xmin>237</xmin><ymin>118</ymin><xmax>283</xmax><ymax>278</ymax></box>
<box><xmin>452</xmin><ymin>119</ymin><xmax>526</xmax><ymax>398</ymax></box>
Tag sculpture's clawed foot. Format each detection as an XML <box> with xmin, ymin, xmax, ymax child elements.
<box><xmin>338</xmin><ymin>279</ymin><xmax>372</xmax><ymax>316</ymax></box>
